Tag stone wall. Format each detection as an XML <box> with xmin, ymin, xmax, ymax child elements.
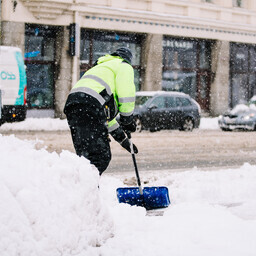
<box><xmin>0</xmin><ymin>21</ymin><xmax>25</xmax><ymax>53</ymax></box>
<box><xmin>141</xmin><ymin>34</ymin><xmax>163</xmax><ymax>91</ymax></box>
<box><xmin>210</xmin><ymin>40</ymin><xmax>230</xmax><ymax>116</ymax></box>
<box><xmin>54</xmin><ymin>26</ymin><xmax>73</xmax><ymax>119</ymax></box>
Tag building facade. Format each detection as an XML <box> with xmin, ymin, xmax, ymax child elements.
<box><xmin>1</xmin><ymin>0</ymin><xmax>256</xmax><ymax>117</ymax></box>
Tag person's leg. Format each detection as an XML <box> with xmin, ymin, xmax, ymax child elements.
<box><xmin>78</xmin><ymin>113</ymin><xmax>111</xmax><ymax>175</ymax></box>
<box><xmin>66</xmin><ymin>105</ymin><xmax>111</xmax><ymax>175</ymax></box>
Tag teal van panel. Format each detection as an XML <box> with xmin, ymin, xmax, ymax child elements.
<box><xmin>14</xmin><ymin>51</ymin><xmax>27</xmax><ymax>105</ymax></box>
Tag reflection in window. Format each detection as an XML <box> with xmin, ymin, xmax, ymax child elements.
<box><xmin>230</xmin><ymin>44</ymin><xmax>248</xmax><ymax>72</ymax></box>
<box><xmin>26</xmin><ymin>64</ymin><xmax>54</xmax><ymax>108</ymax></box>
<box><xmin>162</xmin><ymin>71</ymin><xmax>197</xmax><ymax>98</ymax></box>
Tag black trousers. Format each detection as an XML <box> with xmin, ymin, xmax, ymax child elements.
<box><xmin>65</xmin><ymin>102</ymin><xmax>111</xmax><ymax>175</ymax></box>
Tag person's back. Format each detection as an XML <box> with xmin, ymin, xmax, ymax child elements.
<box><xmin>64</xmin><ymin>47</ymin><xmax>138</xmax><ymax>175</ymax></box>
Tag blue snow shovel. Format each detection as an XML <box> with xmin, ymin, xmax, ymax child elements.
<box><xmin>116</xmin><ymin>133</ymin><xmax>170</xmax><ymax>210</ymax></box>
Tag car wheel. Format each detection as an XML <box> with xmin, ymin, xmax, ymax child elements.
<box><xmin>135</xmin><ymin>117</ymin><xmax>142</xmax><ymax>132</ymax></box>
<box><xmin>181</xmin><ymin>117</ymin><xmax>194</xmax><ymax>131</ymax></box>
<box><xmin>149</xmin><ymin>127</ymin><xmax>158</xmax><ymax>132</ymax></box>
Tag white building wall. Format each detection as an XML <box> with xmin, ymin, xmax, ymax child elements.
<box><xmin>1</xmin><ymin>0</ymin><xmax>256</xmax><ymax>116</ymax></box>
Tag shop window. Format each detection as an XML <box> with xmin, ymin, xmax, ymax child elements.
<box><xmin>80</xmin><ymin>30</ymin><xmax>143</xmax><ymax>91</ymax></box>
<box><xmin>249</xmin><ymin>74</ymin><xmax>256</xmax><ymax>97</ymax></box>
<box><xmin>249</xmin><ymin>47</ymin><xmax>256</xmax><ymax>72</ymax></box>
<box><xmin>230</xmin><ymin>43</ymin><xmax>256</xmax><ymax>107</ymax></box>
<box><xmin>199</xmin><ymin>41</ymin><xmax>211</xmax><ymax>69</ymax></box>
<box><xmin>163</xmin><ymin>39</ymin><xmax>197</xmax><ymax>69</ymax></box>
<box><xmin>230</xmin><ymin>44</ymin><xmax>249</xmax><ymax>72</ymax></box>
<box><xmin>162</xmin><ymin>37</ymin><xmax>212</xmax><ymax>111</ymax></box>
<box><xmin>25</xmin><ymin>24</ymin><xmax>58</xmax><ymax>109</ymax></box>
<box><xmin>26</xmin><ymin>64</ymin><xmax>54</xmax><ymax>108</ymax></box>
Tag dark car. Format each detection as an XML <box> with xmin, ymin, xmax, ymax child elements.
<box><xmin>218</xmin><ymin>103</ymin><xmax>256</xmax><ymax>131</ymax></box>
<box><xmin>133</xmin><ymin>91</ymin><xmax>201</xmax><ymax>132</ymax></box>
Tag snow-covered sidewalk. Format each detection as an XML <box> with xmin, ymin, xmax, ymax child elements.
<box><xmin>0</xmin><ymin>121</ymin><xmax>256</xmax><ymax>255</ymax></box>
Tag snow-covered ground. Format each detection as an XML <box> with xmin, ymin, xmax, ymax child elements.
<box><xmin>0</xmin><ymin>117</ymin><xmax>220</xmax><ymax>131</ymax></box>
<box><xmin>1</xmin><ymin>117</ymin><xmax>256</xmax><ymax>256</ymax></box>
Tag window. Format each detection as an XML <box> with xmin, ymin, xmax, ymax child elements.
<box><xmin>162</xmin><ymin>37</ymin><xmax>212</xmax><ymax>111</ymax></box>
<box><xmin>177</xmin><ymin>97</ymin><xmax>192</xmax><ymax>107</ymax></box>
<box><xmin>202</xmin><ymin>0</ymin><xmax>213</xmax><ymax>3</ymax></box>
<box><xmin>166</xmin><ymin>96</ymin><xmax>176</xmax><ymax>108</ymax></box>
<box><xmin>233</xmin><ymin>0</ymin><xmax>243</xmax><ymax>7</ymax></box>
<box><xmin>25</xmin><ymin>24</ymin><xmax>58</xmax><ymax>109</ymax></box>
<box><xmin>80</xmin><ymin>30</ymin><xmax>144</xmax><ymax>91</ymax></box>
<box><xmin>149</xmin><ymin>97</ymin><xmax>165</xmax><ymax>108</ymax></box>
<box><xmin>230</xmin><ymin>43</ymin><xmax>256</xmax><ymax>107</ymax></box>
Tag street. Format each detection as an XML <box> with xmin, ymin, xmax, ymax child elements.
<box><xmin>1</xmin><ymin>129</ymin><xmax>256</xmax><ymax>173</ymax></box>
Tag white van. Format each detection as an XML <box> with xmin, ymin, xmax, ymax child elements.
<box><xmin>0</xmin><ymin>46</ymin><xmax>27</xmax><ymax>125</ymax></box>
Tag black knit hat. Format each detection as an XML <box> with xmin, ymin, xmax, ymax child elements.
<box><xmin>111</xmin><ymin>47</ymin><xmax>133</xmax><ymax>64</ymax></box>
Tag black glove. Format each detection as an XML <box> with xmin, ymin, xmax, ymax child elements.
<box><xmin>110</xmin><ymin>127</ymin><xmax>138</xmax><ymax>154</ymax></box>
<box><xmin>119</xmin><ymin>115</ymin><xmax>137</xmax><ymax>133</ymax></box>
<box><xmin>120</xmin><ymin>138</ymin><xmax>138</xmax><ymax>154</ymax></box>
<box><xmin>121</xmin><ymin>119</ymin><xmax>137</xmax><ymax>133</ymax></box>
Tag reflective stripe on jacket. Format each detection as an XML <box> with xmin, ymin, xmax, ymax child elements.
<box><xmin>69</xmin><ymin>55</ymin><xmax>136</xmax><ymax>132</ymax></box>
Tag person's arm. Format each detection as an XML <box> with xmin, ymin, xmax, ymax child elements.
<box><xmin>110</xmin><ymin>124</ymin><xmax>138</xmax><ymax>154</ymax></box>
<box><xmin>115</xmin><ymin>62</ymin><xmax>136</xmax><ymax>126</ymax></box>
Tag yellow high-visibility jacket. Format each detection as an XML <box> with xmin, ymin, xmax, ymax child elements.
<box><xmin>70</xmin><ymin>55</ymin><xmax>136</xmax><ymax>132</ymax></box>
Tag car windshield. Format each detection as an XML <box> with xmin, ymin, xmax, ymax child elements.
<box><xmin>135</xmin><ymin>96</ymin><xmax>152</xmax><ymax>106</ymax></box>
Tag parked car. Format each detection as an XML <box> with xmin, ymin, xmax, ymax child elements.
<box><xmin>133</xmin><ymin>91</ymin><xmax>201</xmax><ymax>132</ymax></box>
<box><xmin>218</xmin><ymin>102</ymin><xmax>256</xmax><ymax>131</ymax></box>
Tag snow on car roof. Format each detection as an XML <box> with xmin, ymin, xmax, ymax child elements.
<box><xmin>250</xmin><ymin>95</ymin><xmax>256</xmax><ymax>101</ymax></box>
<box><xmin>136</xmin><ymin>90</ymin><xmax>188</xmax><ymax>97</ymax></box>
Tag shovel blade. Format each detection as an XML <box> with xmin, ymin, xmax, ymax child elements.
<box><xmin>116</xmin><ymin>186</ymin><xmax>170</xmax><ymax>210</ymax></box>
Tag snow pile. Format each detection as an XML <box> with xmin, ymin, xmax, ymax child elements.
<box><xmin>0</xmin><ymin>135</ymin><xmax>113</xmax><ymax>256</ymax></box>
<box><xmin>99</xmin><ymin>166</ymin><xmax>256</xmax><ymax>255</ymax></box>
<box><xmin>1</xmin><ymin>131</ymin><xmax>256</xmax><ymax>255</ymax></box>
<box><xmin>199</xmin><ymin>117</ymin><xmax>219</xmax><ymax>130</ymax></box>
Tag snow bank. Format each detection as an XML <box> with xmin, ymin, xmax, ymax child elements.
<box><xmin>0</xmin><ymin>135</ymin><xmax>113</xmax><ymax>256</ymax></box>
<box><xmin>199</xmin><ymin>117</ymin><xmax>219</xmax><ymax>130</ymax></box>
<box><xmin>1</xmin><ymin>126</ymin><xmax>256</xmax><ymax>256</ymax></box>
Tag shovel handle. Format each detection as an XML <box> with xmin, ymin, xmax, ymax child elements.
<box><xmin>126</xmin><ymin>132</ymin><xmax>143</xmax><ymax>194</ymax></box>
